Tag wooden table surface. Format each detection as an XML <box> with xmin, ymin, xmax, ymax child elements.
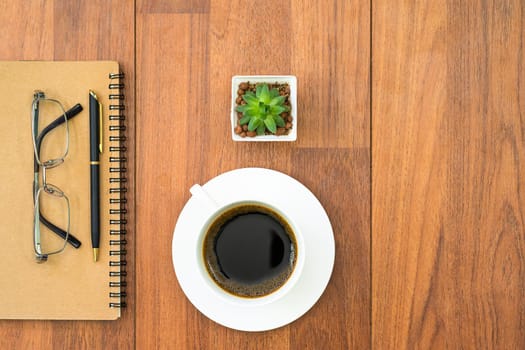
<box><xmin>0</xmin><ymin>1</ymin><xmax>522</xmax><ymax>349</ymax></box>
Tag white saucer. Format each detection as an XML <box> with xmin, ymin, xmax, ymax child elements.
<box><xmin>172</xmin><ymin>168</ymin><xmax>335</xmax><ymax>331</ymax></box>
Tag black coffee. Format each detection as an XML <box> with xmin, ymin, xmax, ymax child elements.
<box><xmin>203</xmin><ymin>204</ymin><xmax>297</xmax><ymax>298</ymax></box>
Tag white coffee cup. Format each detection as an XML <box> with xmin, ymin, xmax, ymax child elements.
<box><xmin>190</xmin><ymin>184</ymin><xmax>305</xmax><ymax>307</ymax></box>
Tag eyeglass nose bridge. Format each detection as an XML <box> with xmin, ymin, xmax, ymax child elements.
<box><xmin>41</xmin><ymin>161</ymin><xmax>65</xmax><ymax>192</ymax></box>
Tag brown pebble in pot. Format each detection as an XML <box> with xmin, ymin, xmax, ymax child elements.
<box><xmin>276</xmin><ymin>128</ymin><xmax>286</xmax><ymax>135</ymax></box>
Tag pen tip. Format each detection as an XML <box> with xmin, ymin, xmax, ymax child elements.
<box><xmin>93</xmin><ymin>248</ymin><xmax>99</xmax><ymax>262</ymax></box>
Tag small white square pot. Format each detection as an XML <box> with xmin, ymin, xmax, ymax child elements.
<box><xmin>231</xmin><ymin>75</ymin><xmax>297</xmax><ymax>142</ymax></box>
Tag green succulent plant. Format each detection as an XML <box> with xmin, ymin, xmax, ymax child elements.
<box><xmin>236</xmin><ymin>83</ymin><xmax>290</xmax><ymax>135</ymax></box>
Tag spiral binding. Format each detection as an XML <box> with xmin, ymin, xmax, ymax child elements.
<box><xmin>108</xmin><ymin>72</ymin><xmax>127</xmax><ymax>309</ymax></box>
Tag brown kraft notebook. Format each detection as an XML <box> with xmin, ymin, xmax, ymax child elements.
<box><xmin>0</xmin><ymin>61</ymin><xmax>127</xmax><ymax>320</ymax></box>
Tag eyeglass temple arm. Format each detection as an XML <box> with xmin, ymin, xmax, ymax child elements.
<box><xmin>33</xmin><ymin>103</ymin><xmax>83</xmax><ymax>172</ymax></box>
<box><xmin>33</xmin><ymin>103</ymin><xmax>84</xmax><ymax>249</ymax></box>
<box><xmin>39</xmin><ymin>213</ymin><xmax>81</xmax><ymax>249</ymax></box>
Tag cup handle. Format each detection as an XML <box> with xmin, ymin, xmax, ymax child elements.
<box><xmin>190</xmin><ymin>184</ymin><xmax>221</xmax><ymax>212</ymax></box>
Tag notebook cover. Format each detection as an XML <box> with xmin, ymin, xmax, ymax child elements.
<box><xmin>0</xmin><ymin>61</ymin><xmax>122</xmax><ymax>320</ymax></box>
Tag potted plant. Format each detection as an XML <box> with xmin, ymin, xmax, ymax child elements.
<box><xmin>231</xmin><ymin>75</ymin><xmax>297</xmax><ymax>141</ymax></box>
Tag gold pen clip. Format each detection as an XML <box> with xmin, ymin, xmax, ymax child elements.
<box><xmin>89</xmin><ymin>90</ymin><xmax>103</xmax><ymax>154</ymax></box>
<box><xmin>99</xmin><ymin>100</ymin><xmax>103</xmax><ymax>154</ymax></box>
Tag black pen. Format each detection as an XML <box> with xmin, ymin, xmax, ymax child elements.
<box><xmin>89</xmin><ymin>90</ymin><xmax>102</xmax><ymax>262</ymax></box>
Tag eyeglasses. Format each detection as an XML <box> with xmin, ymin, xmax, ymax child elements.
<box><xmin>31</xmin><ymin>91</ymin><xmax>82</xmax><ymax>263</ymax></box>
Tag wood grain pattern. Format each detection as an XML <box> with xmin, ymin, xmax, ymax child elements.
<box><xmin>8</xmin><ymin>0</ymin><xmax>522</xmax><ymax>348</ymax></box>
<box><xmin>372</xmin><ymin>0</ymin><xmax>525</xmax><ymax>348</ymax></box>
<box><xmin>5</xmin><ymin>0</ymin><xmax>525</xmax><ymax>349</ymax></box>
<box><xmin>140</xmin><ymin>0</ymin><xmax>210</xmax><ymax>13</ymax></box>
<box><xmin>135</xmin><ymin>0</ymin><xmax>369</xmax><ymax>349</ymax></box>
<box><xmin>0</xmin><ymin>1</ymin><xmax>135</xmax><ymax>349</ymax></box>
<box><xmin>291</xmin><ymin>0</ymin><xmax>370</xmax><ymax>148</ymax></box>
<box><xmin>289</xmin><ymin>148</ymin><xmax>369</xmax><ymax>349</ymax></box>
